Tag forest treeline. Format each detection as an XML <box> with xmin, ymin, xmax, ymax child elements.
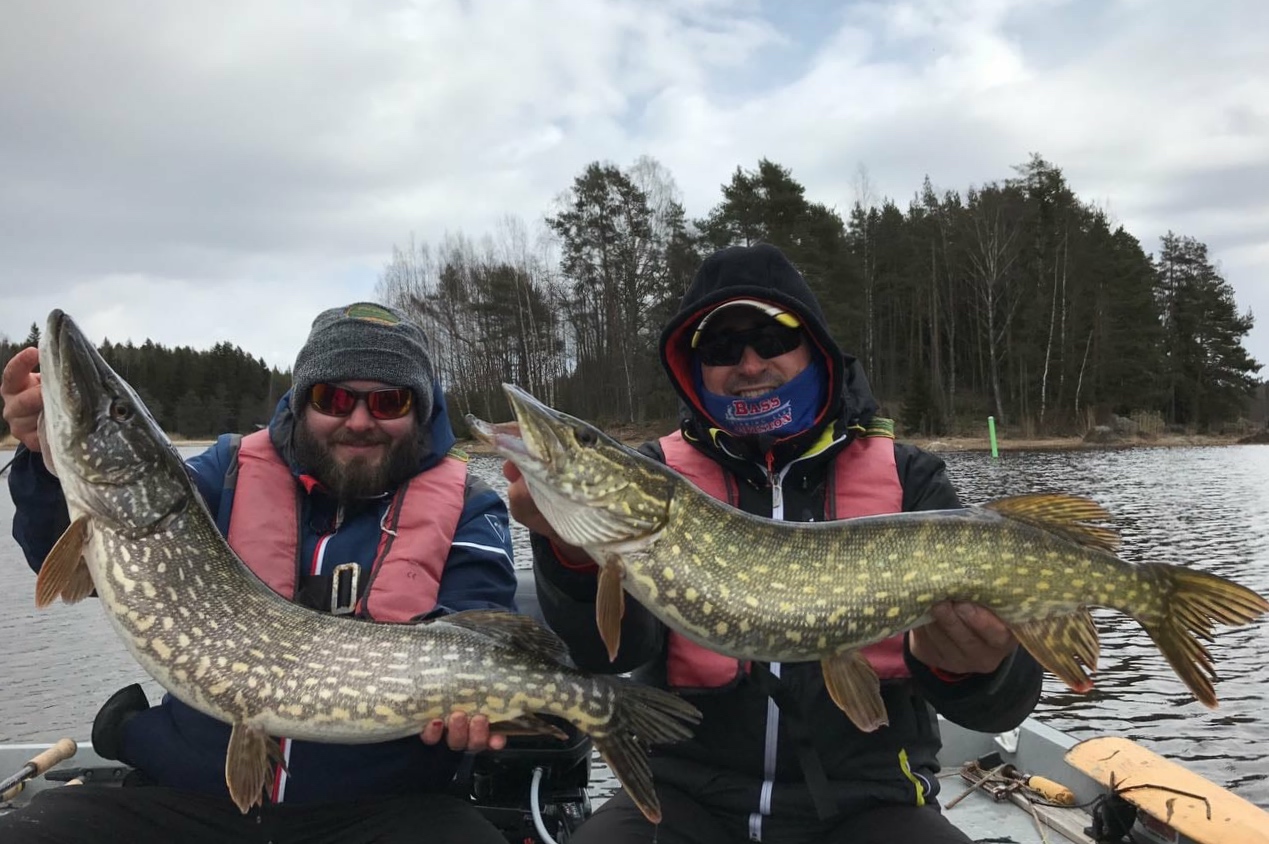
<box><xmin>377</xmin><ymin>153</ymin><xmax>1264</xmax><ymax>438</ymax></box>
<box><xmin>2</xmin><ymin>153</ymin><xmax>1263</xmax><ymax>443</ymax></box>
<box><xmin>0</xmin><ymin>327</ymin><xmax>291</xmax><ymax>440</ymax></box>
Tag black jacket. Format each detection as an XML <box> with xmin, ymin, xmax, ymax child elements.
<box><xmin>531</xmin><ymin>245</ymin><xmax>1043</xmax><ymax>831</ymax></box>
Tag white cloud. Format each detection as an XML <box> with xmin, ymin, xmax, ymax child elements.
<box><xmin>1</xmin><ymin>0</ymin><xmax>1266</xmax><ymax>369</ymax></box>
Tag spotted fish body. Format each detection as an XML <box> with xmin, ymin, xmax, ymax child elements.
<box><xmin>471</xmin><ymin>384</ymin><xmax>1269</xmax><ymax>733</ymax></box>
<box><xmin>34</xmin><ymin>311</ymin><xmax>698</xmax><ymax>820</ymax></box>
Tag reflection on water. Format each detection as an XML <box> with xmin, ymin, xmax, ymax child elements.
<box><xmin>945</xmin><ymin>446</ymin><xmax>1269</xmax><ymax>807</ymax></box>
<box><xmin>2</xmin><ymin>444</ymin><xmax>1267</xmax><ymax>807</ymax></box>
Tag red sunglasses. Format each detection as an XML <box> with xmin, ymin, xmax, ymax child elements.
<box><xmin>308</xmin><ymin>383</ymin><xmax>415</xmax><ymax>420</ymax></box>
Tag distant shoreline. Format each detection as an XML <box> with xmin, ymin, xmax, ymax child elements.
<box><xmin>5</xmin><ymin>432</ymin><xmax>1257</xmax><ymax>457</ymax></box>
<box><xmin>455</xmin><ymin>428</ymin><xmax>1256</xmax><ymax>457</ymax></box>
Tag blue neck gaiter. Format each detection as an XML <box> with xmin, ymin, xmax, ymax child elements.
<box><xmin>697</xmin><ymin>357</ymin><xmax>827</xmax><ymax>438</ymax></box>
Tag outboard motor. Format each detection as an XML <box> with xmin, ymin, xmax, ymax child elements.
<box><xmin>458</xmin><ymin>568</ymin><xmax>594</xmax><ymax>842</ymax></box>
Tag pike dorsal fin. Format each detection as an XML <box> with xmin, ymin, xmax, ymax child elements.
<box><xmin>441</xmin><ymin>609</ymin><xmax>571</xmax><ymax>665</ymax></box>
<box><xmin>983</xmin><ymin>494</ymin><xmax>1120</xmax><ymax>553</ymax></box>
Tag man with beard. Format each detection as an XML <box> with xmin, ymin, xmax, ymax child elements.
<box><xmin>1</xmin><ymin>302</ymin><xmax>516</xmax><ymax>844</ymax></box>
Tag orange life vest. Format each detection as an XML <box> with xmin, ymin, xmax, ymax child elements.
<box><xmin>225</xmin><ymin>430</ymin><xmax>468</xmax><ymax>622</ymax></box>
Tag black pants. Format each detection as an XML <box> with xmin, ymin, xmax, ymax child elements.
<box><xmin>0</xmin><ymin>786</ymin><xmax>506</xmax><ymax>844</ymax></box>
<box><xmin>571</xmin><ymin>786</ymin><xmax>973</xmax><ymax>844</ymax></box>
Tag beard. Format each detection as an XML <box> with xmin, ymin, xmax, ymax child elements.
<box><xmin>293</xmin><ymin>418</ymin><xmax>422</xmax><ymax>502</ymax></box>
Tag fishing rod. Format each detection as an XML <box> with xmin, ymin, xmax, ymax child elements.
<box><xmin>0</xmin><ymin>739</ymin><xmax>78</xmax><ymax>802</ymax></box>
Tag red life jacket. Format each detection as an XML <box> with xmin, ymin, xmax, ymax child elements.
<box><xmin>659</xmin><ymin>428</ymin><xmax>909</xmax><ymax>689</ymax></box>
<box><xmin>225</xmin><ymin>430</ymin><xmax>468</xmax><ymax>622</ymax></box>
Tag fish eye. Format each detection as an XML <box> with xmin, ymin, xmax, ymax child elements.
<box><xmin>574</xmin><ymin>426</ymin><xmax>598</xmax><ymax>447</ymax></box>
<box><xmin>110</xmin><ymin>399</ymin><xmax>134</xmax><ymax>422</ymax></box>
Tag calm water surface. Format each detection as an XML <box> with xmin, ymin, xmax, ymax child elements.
<box><xmin>2</xmin><ymin>444</ymin><xmax>1267</xmax><ymax>807</ymax></box>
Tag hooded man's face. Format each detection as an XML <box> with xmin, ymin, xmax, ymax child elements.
<box><xmin>697</xmin><ymin>308</ymin><xmax>812</xmax><ymax>396</ymax></box>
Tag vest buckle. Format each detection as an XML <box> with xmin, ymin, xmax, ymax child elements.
<box><xmin>330</xmin><ymin>563</ymin><xmax>360</xmax><ymax>615</ymax></box>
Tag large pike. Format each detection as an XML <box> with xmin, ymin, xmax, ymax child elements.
<box><xmin>33</xmin><ymin>311</ymin><xmax>699</xmax><ymax>821</ymax></box>
<box><xmin>470</xmin><ymin>384</ymin><xmax>1269</xmax><ymax>733</ymax></box>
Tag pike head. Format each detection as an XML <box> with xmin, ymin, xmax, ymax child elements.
<box><xmin>468</xmin><ymin>384</ymin><xmax>675</xmax><ymax>552</ymax></box>
<box><xmin>38</xmin><ymin>309</ymin><xmax>191</xmax><ymax>537</ymax></box>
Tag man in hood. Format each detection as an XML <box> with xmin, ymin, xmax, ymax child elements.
<box><xmin>506</xmin><ymin>245</ymin><xmax>1043</xmax><ymax>843</ymax></box>
<box><xmin>2</xmin><ymin>302</ymin><xmax>515</xmax><ymax>843</ymax></box>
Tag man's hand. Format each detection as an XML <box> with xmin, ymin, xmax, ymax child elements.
<box><xmin>503</xmin><ymin>461</ymin><xmax>592</xmax><ymax>566</ymax></box>
<box><xmin>908</xmin><ymin>601</ymin><xmax>1017</xmax><ymax>676</ymax></box>
<box><xmin>503</xmin><ymin>460</ymin><xmax>556</xmax><ymax>539</ymax></box>
<box><xmin>419</xmin><ymin>710</ymin><xmax>506</xmax><ymax>752</ymax></box>
<box><xmin>1</xmin><ymin>347</ymin><xmax>43</xmax><ymax>452</ymax></box>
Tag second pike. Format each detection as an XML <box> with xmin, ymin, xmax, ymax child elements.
<box><xmin>471</xmin><ymin>384</ymin><xmax>1269</xmax><ymax>733</ymax></box>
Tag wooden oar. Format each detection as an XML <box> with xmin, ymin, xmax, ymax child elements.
<box><xmin>0</xmin><ymin>739</ymin><xmax>78</xmax><ymax>801</ymax></box>
<box><xmin>1067</xmin><ymin>736</ymin><xmax>1269</xmax><ymax>844</ymax></box>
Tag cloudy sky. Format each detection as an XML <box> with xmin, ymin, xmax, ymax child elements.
<box><xmin>2</xmin><ymin>0</ymin><xmax>1266</xmax><ymax>372</ymax></box>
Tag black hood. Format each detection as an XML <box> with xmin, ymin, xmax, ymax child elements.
<box><xmin>659</xmin><ymin>243</ymin><xmax>879</xmax><ymax>466</ymax></box>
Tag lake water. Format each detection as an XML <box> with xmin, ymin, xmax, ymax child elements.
<box><xmin>2</xmin><ymin>444</ymin><xmax>1268</xmax><ymax>808</ymax></box>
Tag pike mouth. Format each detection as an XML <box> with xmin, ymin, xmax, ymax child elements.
<box><xmin>467</xmin><ymin>415</ymin><xmax>549</xmax><ymax>473</ymax></box>
<box><xmin>471</xmin><ymin>384</ymin><xmax>668</xmax><ymax>549</ymax></box>
<box><xmin>467</xmin><ymin>384</ymin><xmax>579</xmax><ymax>473</ymax></box>
<box><xmin>44</xmin><ymin>309</ymin><xmax>106</xmax><ymax>434</ymax></box>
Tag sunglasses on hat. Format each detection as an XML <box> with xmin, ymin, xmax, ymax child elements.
<box><xmin>696</xmin><ymin>324</ymin><xmax>804</xmax><ymax>367</ymax></box>
<box><xmin>308</xmin><ymin>383</ymin><xmax>414</xmax><ymax>420</ymax></box>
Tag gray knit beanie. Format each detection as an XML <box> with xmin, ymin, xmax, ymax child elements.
<box><xmin>291</xmin><ymin>302</ymin><xmax>434</xmax><ymax>421</ymax></box>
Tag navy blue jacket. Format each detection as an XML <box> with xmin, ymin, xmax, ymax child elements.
<box><xmin>9</xmin><ymin>383</ymin><xmax>518</xmax><ymax>804</ymax></box>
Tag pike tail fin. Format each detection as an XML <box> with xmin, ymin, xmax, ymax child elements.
<box><xmin>587</xmin><ymin>679</ymin><xmax>700</xmax><ymax>824</ymax></box>
<box><xmin>1134</xmin><ymin>564</ymin><xmax>1268</xmax><ymax>707</ymax></box>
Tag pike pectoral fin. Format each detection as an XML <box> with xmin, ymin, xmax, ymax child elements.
<box><xmin>490</xmin><ymin>714</ymin><xmax>570</xmax><ymax>741</ymax></box>
<box><xmin>36</xmin><ymin>515</ymin><xmax>92</xmax><ymax>608</ymax></box>
<box><xmin>1010</xmin><ymin>611</ymin><xmax>1100</xmax><ymax>693</ymax></box>
<box><xmin>821</xmin><ymin>651</ymin><xmax>888</xmax><ymax>732</ymax></box>
<box><xmin>37</xmin><ymin>412</ymin><xmax>58</xmax><ymax>477</ymax></box>
<box><xmin>225</xmin><ymin>723</ymin><xmax>283</xmax><ymax>814</ymax></box>
<box><xmin>596</xmin><ymin>558</ymin><xmax>626</xmax><ymax>663</ymax></box>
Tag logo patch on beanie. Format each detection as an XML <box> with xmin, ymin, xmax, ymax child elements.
<box><xmin>344</xmin><ymin>303</ymin><xmax>401</xmax><ymax>325</ymax></box>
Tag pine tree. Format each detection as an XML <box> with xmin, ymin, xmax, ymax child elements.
<box><xmin>1155</xmin><ymin>233</ymin><xmax>1262</xmax><ymax>429</ymax></box>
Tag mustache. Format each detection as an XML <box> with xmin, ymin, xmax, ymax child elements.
<box><xmin>332</xmin><ymin>431</ymin><xmax>392</xmax><ymax>447</ymax></box>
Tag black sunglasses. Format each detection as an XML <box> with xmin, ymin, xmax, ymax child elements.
<box><xmin>308</xmin><ymin>383</ymin><xmax>414</xmax><ymax>420</ymax></box>
<box><xmin>696</xmin><ymin>324</ymin><xmax>804</xmax><ymax>366</ymax></box>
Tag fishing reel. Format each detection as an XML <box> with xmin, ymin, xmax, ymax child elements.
<box><xmin>1086</xmin><ymin>792</ymin><xmax>1137</xmax><ymax>843</ymax></box>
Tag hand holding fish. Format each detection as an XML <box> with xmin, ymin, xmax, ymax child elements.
<box><xmin>503</xmin><ymin>460</ymin><xmax>592</xmax><ymax>567</ymax></box>
<box><xmin>0</xmin><ymin>346</ymin><xmax>43</xmax><ymax>452</ymax></box>
<box><xmin>419</xmin><ymin>710</ymin><xmax>507</xmax><ymax>752</ymax></box>
<box><xmin>909</xmin><ymin>602</ymin><xmax>1019</xmax><ymax>676</ymax></box>
<box><xmin>503</xmin><ymin>460</ymin><xmax>551</xmax><ymax>536</ymax></box>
